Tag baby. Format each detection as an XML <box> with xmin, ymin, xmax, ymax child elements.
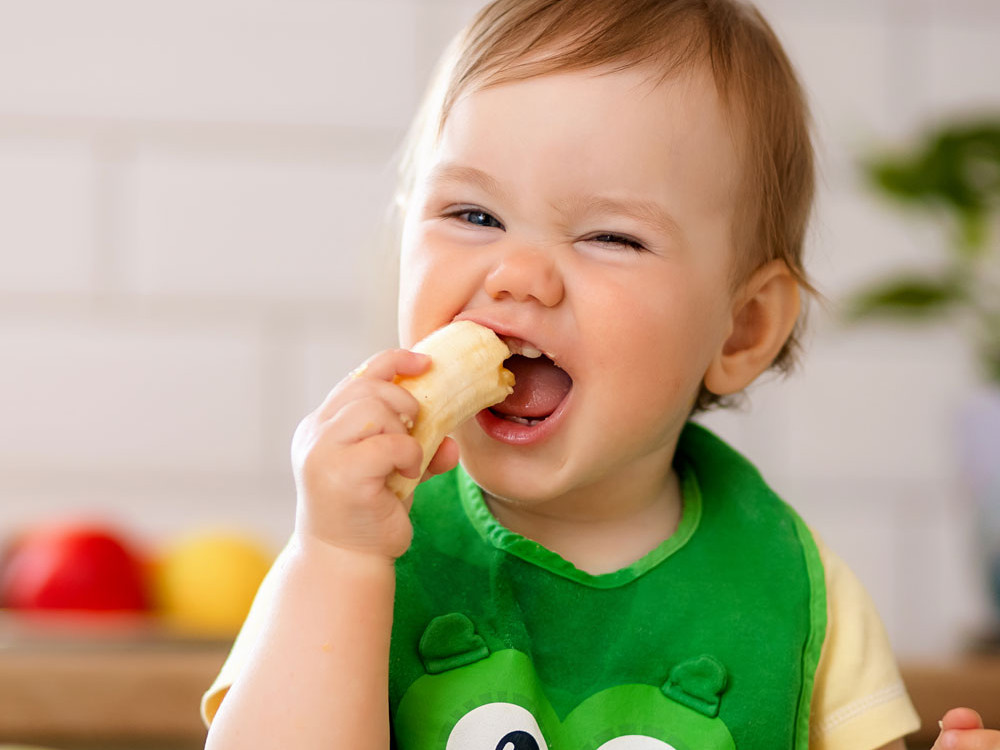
<box><xmin>202</xmin><ymin>1</ymin><xmax>998</xmax><ymax>748</ymax></box>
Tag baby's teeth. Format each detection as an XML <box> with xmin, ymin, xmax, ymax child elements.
<box><xmin>506</xmin><ymin>415</ymin><xmax>541</xmax><ymax>426</ymax></box>
<box><xmin>505</xmin><ymin>338</ymin><xmax>543</xmax><ymax>358</ymax></box>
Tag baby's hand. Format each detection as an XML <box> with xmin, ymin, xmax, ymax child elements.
<box><xmin>291</xmin><ymin>349</ymin><xmax>458</xmax><ymax>560</ymax></box>
<box><xmin>931</xmin><ymin>708</ymin><xmax>1000</xmax><ymax>750</ymax></box>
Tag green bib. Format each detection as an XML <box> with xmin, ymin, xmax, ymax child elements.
<box><xmin>389</xmin><ymin>423</ymin><xmax>826</xmax><ymax>749</ymax></box>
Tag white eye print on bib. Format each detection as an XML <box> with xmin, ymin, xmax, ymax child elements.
<box><xmin>444</xmin><ymin>702</ymin><xmax>680</xmax><ymax>750</ymax></box>
<box><xmin>445</xmin><ymin>702</ymin><xmax>549</xmax><ymax>750</ymax></box>
<box><xmin>596</xmin><ymin>736</ymin><xmax>678</xmax><ymax>750</ymax></box>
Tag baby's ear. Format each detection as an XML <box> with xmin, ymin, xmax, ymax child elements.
<box><xmin>703</xmin><ymin>259</ymin><xmax>800</xmax><ymax>396</ymax></box>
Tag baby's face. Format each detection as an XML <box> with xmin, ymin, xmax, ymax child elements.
<box><xmin>398</xmin><ymin>64</ymin><xmax>743</xmax><ymax>510</ymax></box>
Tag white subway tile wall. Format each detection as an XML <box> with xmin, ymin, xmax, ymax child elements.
<box><xmin>0</xmin><ymin>137</ymin><xmax>96</xmax><ymax>293</ymax></box>
<box><xmin>0</xmin><ymin>0</ymin><xmax>997</xmax><ymax>657</ymax></box>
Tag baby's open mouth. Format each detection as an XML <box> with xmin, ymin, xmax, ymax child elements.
<box><xmin>492</xmin><ymin>338</ymin><xmax>573</xmax><ymax>426</ymax></box>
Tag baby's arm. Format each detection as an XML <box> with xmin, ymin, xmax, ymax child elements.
<box><xmin>203</xmin><ymin>322</ymin><xmax>511</xmax><ymax>748</ymax></box>
<box><xmin>204</xmin><ymin>348</ymin><xmax>443</xmax><ymax>750</ymax></box>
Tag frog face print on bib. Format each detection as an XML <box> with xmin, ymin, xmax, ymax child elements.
<box><xmin>393</xmin><ymin>613</ymin><xmax>736</xmax><ymax>750</ymax></box>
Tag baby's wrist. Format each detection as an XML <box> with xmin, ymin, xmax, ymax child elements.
<box><xmin>291</xmin><ymin>530</ymin><xmax>400</xmax><ymax>573</ymax></box>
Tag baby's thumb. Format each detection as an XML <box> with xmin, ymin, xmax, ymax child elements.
<box><xmin>422</xmin><ymin>436</ymin><xmax>460</xmax><ymax>481</ymax></box>
<box><xmin>941</xmin><ymin>708</ymin><xmax>985</xmax><ymax>732</ymax></box>
<box><xmin>931</xmin><ymin>708</ymin><xmax>986</xmax><ymax>750</ymax></box>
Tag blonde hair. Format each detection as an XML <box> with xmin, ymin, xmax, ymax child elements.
<box><xmin>398</xmin><ymin>0</ymin><xmax>816</xmax><ymax>410</ymax></box>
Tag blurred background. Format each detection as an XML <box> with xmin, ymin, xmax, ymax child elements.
<box><xmin>0</xmin><ymin>0</ymin><xmax>998</xmax><ymax>748</ymax></box>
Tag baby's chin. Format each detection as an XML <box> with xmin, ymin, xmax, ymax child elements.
<box><xmin>477</xmin><ymin>482</ymin><xmax>564</xmax><ymax>526</ymax></box>
<box><xmin>453</xmin><ymin>414</ymin><xmax>607</xmax><ymax>513</ymax></box>
<box><xmin>456</xmin><ymin>447</ymin><xmax>570</xmax><ymax>510</ymax></box>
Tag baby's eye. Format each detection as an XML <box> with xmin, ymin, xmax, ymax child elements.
<box><xmin>588</xmin><ymin>233</ymin><xmax>646</xmax><ymax>251</ymax></box>
<box><xmin>451</xmin><ymin>208</ymin><xmax>504</xmax><ymax>230</ymax></box>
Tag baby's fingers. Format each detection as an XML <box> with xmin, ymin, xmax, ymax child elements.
<box><xmin>327</xmin><ymin>396</ymin><xmax>413</xmax><ymax>444</ymax></box>
<box><xmin>933</xmin><ymin>709</ymin><xmax>1000</xmax><ymax>750</ymax></box>
<box><xmin>359</xmin><ymin>432</ymin><xmax>424</xmax><ymax>481</ymax></box>
<box><xmin>294</xmin><ymin>390</ymin><xmax>406</xmax><ymax>464</ymax></box>
<box><xmin>316</xmin><ymin>350</ymin><xmax>428</xmax><ymax>423</ymax></box>
<box><xmin>349</xmin><ymin>348</ymin><xmax>430</xmax><ymax>383</ymax></box>
<box><xmin>300</xmin><ymin>425</ymin><xmax>422</xmax><ymax>486</ymax></box>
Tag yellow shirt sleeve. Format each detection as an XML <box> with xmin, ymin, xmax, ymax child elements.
<box><xmin>809</xmin><ymin>535</ymin><xmax>921</xmax><ymax>750</ymax></box>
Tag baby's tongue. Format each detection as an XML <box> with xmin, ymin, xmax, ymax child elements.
<box><xmin>493</xmin><ymin>355</ymin><xmax>572</xmax><ymax>419</ymax></box>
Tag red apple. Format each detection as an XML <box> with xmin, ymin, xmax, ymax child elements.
<box><xmin>0</xmin><ymin>523</ymin><xmax>151</xmax><ymax>611</ymax></box>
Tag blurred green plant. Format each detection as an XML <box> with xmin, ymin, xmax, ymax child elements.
<box><xmin>846</xmin><ymin>120</ymin><xmax>1000</xmax><ymax>384</ymax></box>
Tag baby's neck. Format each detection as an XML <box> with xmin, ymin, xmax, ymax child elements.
<box><xmin>484</xmin><ymin>468</ymin><xmax>683</xmax><ymax>576</ymax></box>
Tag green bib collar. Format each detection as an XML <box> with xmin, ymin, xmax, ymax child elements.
<box><xmin>456</xmin><ymin>460</ymin><xmax>702</xmax><ymax>589</ymax></box>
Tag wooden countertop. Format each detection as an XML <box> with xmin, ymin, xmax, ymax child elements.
<box><xmin>0</xmin><ymin>613</ymin><xmax>224</xmax><ymax>748</ymax></box>
<box><xmin>1</xmin><ymin>613</ymin><xmax>998</xmax><ymax>748</ymax></box>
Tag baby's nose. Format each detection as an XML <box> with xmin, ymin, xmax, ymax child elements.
<box><xmin>483</xmin><ymin>248</ymin><xmax>564</xmax><ymax>307</ymax></box>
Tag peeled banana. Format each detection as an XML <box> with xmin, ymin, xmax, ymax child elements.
<box><xmin>386</xmin><ymin>321</ymin><xmax>515</xmax><ymax>500</ymax></box>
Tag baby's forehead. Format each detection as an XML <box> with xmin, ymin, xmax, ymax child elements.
<box><xmin>453</xmin><ymin>53</ymin><xmax>746</xmax><ymax>145</ymax></box>
<box><xmin>444</xmin><ymin>61</ymin><xmax>747</xmax><ymax>176</ymax></box>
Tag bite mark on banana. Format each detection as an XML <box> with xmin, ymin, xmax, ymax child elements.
<box><xmin>386</xmin><ymin>321</ymin><xmax>515</xmax><ymax>500</ymax></box>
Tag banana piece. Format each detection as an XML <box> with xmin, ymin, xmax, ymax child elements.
<box><xmin>386</xmin><ymin>321</ymin><xmax>514</xmax><ymax>500</ymax></box>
